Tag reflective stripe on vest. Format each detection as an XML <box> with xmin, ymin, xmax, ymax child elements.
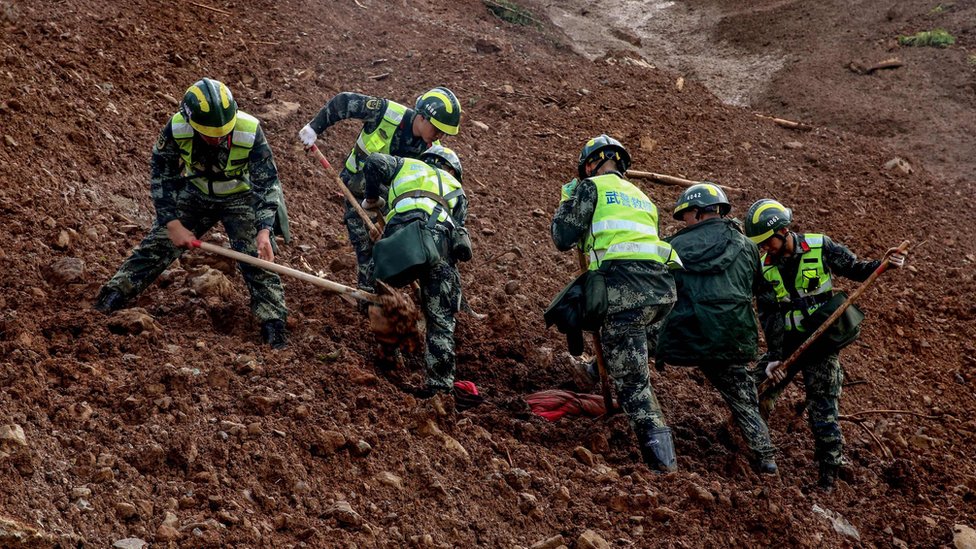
<box><xmin>761</xmin><ymin>233</ymin><xmax>833</xmax><ymax>332</ymax></box>
<box><xmin>385</xmin><ymin>158</ymin><xmax>462</xmax><ymax>224</ymax></box>
<box><xmin>344</xmin><ymin>101</ymin><xmax>407</xmax><ymax>173</ymax></box>
<box><xmin>583</xmin><ymin>173</ymin><xmax>681</xmax><ymax>269</ymax></box>
<box><xmin>170</xmin><ymin>111</ymin><xmax>258</xmax><ymax>196</ymax></box>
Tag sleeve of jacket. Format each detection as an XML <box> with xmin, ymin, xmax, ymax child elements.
<box><xmin>363</xmin><ymin>153</ymin><xmax>403</xmax><ymax>200</ymax></box>
<box><xmin>247</xmin><ymin>125</ymin><xmax>280</xmax><ymax>231</ymax></box>
<box><xmin>755</xmin><ymin>268</ymin><xmax>786</xmax><ymax>361</ymax></box>
<box><xmin>452</xmin><ymin>193</ymin><xmax>468</xmax><ymax>227</ymax></box>
<box><xmin>551</xmin><ymin>179</ymin><xmax>597</xmax><ymax>252</ymax></box>
<box><xmin>823</xmin><ymin>235</ymin><xmax>882</xmax><ymax>282</ymax></box>
<box><xmin>149</xmin><ymin>122</ymin><xmax>185</xmax><ymax>227</ymax></box>
<box><xmin>308</xmin><ymin>92</ymin><xmax>387</xmax><ymax>134</ymax></box>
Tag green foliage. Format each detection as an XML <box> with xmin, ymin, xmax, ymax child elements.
<box><xmin>968</xmin><ymin>54</ymin><xmax>976</xmax><ymax>66</ymax></box>
<box><xmin>483</xmin><ymin>0</ymin><xmax>539</xmax><ymax>27</ymax></box>
<box><xmin>898</xmin><ymin>29</ymin><xmax>956</xmax><ymax>48</ymax></box>
<box><xmin>929</xmin><ymin>3</ymin><xmax>954</xmax><ymax>14</ymax></box>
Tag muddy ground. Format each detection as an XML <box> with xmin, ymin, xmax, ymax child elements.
<box><xmin>1</xmin><ymin>0</ymin><xmax>974</xmax><ymax>547</ymax></box>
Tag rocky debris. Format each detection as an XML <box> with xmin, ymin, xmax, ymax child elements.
<box><xmin>530</xmin><ymin>534</ymin><xmax>566</xmax><ymax>549</ymax></box>
<box><xmin>46</xmin><ymin>257</ymin><xmax>85</xmax><ymax>285</ymax></box>
<box><xmin>310</xmin><ymin>429</ymin><xmax>347</xmax><ymax>457</ymax></box>
<box><xmin>812</xmin><ymin>504</ymin><xmax>860</xmax><ymax>541</ymax></box>
<box><xmin>0</xmin><ymin>424</ymin><xmax>27</xmax><ymax>458</ymax></box>
<box><xmin>518</xmin><ymin>492</ymin><xmax>542</xmax><ymax>518</ymax></box>
<box><xmin>326</xmin><ymin>501</ymin><xmax>363</xmax><ymax>529</ymax></box>
<box><xmin>375</xmin><ymin>471</ymin><xmax>404</xmax><ymax>491</ymax></box>
<box><xmin>190</xmin><ymin>266</ymin><xmax>235</xmax><ymax>299</ymax></box>
<box><xmin>112</xmin><ymin>538</ymin><xmax>147</xmax><ymax>549</ymax></box>
<box><xmin>686</xmin><ymin>483</ymin><xmax>715</xmax><ymax>505</ymax></box>
<box><xmin>574</xmin><ymin>446</ymin><xmax>596</xmax><ymax>467</ymax></box>
<box><xmin>155</xmin><ymin>512</ymin><xmax>181</xmax><ymax>542</ymax></box>
<box><xmin>259</xmin><ymin>100</ymin><xmax>301</xmax><ymax>125</ymax></box>
<box><xmin>884</xmin><ymin>157</ymin><xmax>913</xmax><ymax>175</ymax></box>
<box><xmin>651</xmin><ymin>506</ymin><xmax>679</xmax><ymax>523</ymax></box>
<box><xmin>577</xmin><ymin>529</ymin><xmax>611</xmax><ymax>549</ymax></box>
<box><xmin>106</xmin><ymin>308</ymin><xmax>162</xmax><ymax>337</ymax></box>
<box><xmin>955</xmin><ymin>524</ymin><xmax>976</xmax><ymax>549</ymax></box>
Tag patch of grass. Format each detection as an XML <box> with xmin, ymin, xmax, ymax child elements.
<box><xmin>483</xmin><ymin>0</ymin><xmax>540</xmax><ymax>27</ymax></box>
<box><xmin>898</xmin><ymin>29</ymin><xmax>956</xmax><ymax>48</ymax></box>
<box><xmin>929</xmin><ymin>3</ymin><xmax>954</xmax><ymax>14</ymax></box>
<box><xmin>968</xmin><ymin>54</ymin><xmax>976</xmax><ymax>66</ymax></box>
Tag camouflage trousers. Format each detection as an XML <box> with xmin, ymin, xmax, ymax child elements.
<box><xmin>763</xmin><ymin>347</ymin><xmax>844</xmax><ymax>467</ymax></box>
<box><xmin>344</xmin><ymin>202</ymin><xmax>377</xmax><ymax>293</ymax></box>
<box><xmin>700</xmin><ymin>362</ymin><xmax>776</xmax><ymax>461</ymax></box>
<box><xmin>102</xmin><ymin>189</ymin><xmax>287</xmax><ymax>323</ymax></box>
<box><xmin>601</xmin><ymin>302</ymin><xmax>673</xmax><ymax>433</ymax></box>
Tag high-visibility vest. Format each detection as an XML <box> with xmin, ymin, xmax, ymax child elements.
<box><xmin>761</xmin><ymin>233</ymin><xmax>834</xmax><ymax>332</ymax></box>
<box><xmin>583</xmin><ymin>173</ymin><xmax>681</xmax><ymax>270</ymax></box>
<box><xmin>385</xmin><ymin>158</ymin><xmax>463</xmax><ymax>224</ymax></box>
<box><xmin>170</xmin><ymin>111</ymin><xmax>258</xmax><ymax>196</ymax></box>
<box><xmin>344</xmin><ymin>101</ymin><xmax>408</xmax><ymax>174</ymax></box>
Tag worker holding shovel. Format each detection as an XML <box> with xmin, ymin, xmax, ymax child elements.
<box><xmin>94</xmin><ymin>78</ymin><xmax>289</xmax><ymax>349</ymax></box>
<box><xmin>297</xmin><ymin>87</ymin><xmax>462</xmax><ymax>294</ymax></box>
<box><xmin>361</xmin><ymin>146</ymin><xmax>479</xmax><ymax>409</ymax></box>
<box><xmin>549</xmin><ymin>135</ymin><xmax>682</xmax><ymax>472</ymax></box>
<box><xmin>744</xmin><ymin>198</ymin><xmax>907</xmax><ymax>491</ymax></box>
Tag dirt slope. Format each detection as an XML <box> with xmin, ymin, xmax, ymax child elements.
<box><xmin>1</xmin><ymin>0</ymin><xmax>974</xmax><ymax>547</ymax></box>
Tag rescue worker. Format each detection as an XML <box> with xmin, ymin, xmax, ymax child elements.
<box><xmin>744</xmin><ymin>198</ymin><xmax>907</xmax><ymax>490</ymax></box>
<box><xmin>656</xmin><ymin>184</ymin><xmax>777</xmax><ymax>475</ymax></box>
<box><xmin>551</xmin><ymin>135</ymin><xmax>681</xmax><ymax>472</ymax></box>
<box><xmin>297</xmin><ymin>87</ymin><xmax>462</xmax><ymax>293</ymax></box>
<box><xmin>360</xmin><ymin>145</ymin><xmax>475</xmax><ymax>404</ymax></box>
<box><xmin>93</xmin><ymin>78</ymin><xmax>289</xmax><ymax>349</ymax></box>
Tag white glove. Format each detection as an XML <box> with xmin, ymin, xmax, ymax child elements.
<box><xmin>298</xmin><ymin>124</ymin><xmax>317</xmax><ymax>147</ymax></box>
<box><xmin>765</xmin><ymin>360</ymin><xmax>784</xmax><ymax>383</ymax></box>
<box><xmin>360</xmin><ymin>197</ymin><xmax>386</xmax><ymax>212</ymax></box>
<box><xmin>887</xmin><ymin>252</ymin><xmax>906</xmax><ymax>268</ymax></box>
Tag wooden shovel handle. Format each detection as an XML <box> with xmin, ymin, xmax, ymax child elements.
<box><xmin>306</xmin><ymin>144</ymin><xmax>383</xmax><ymax>241</ymax></box>
<box><xmin>625</xmin><ymin>170</ymin><xmax>738</xmax><ymax>192</ymax></box>
<box><xmin>190</xmin><ymin>240</ymin><xmax>382</xmax><ymax>304</ymax></box>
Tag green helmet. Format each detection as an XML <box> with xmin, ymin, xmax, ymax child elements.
<box><xmin>672</xmin><ymin>183</ymin><xmax>731</xmax><ymax>220</ymax></box>
<box><xmin>744</xmin><ymin>199</ymin><xmax>792</xmax><ymax>244</ymax></box>
<box><xmin>577</xmin><ymin>134</ymin><xmax>631</xmax><ymax>178</ymax></box>
<box><xmin>415</xmin><ymin>87</ymin><xmax>462</xmax><ymax>135</ymax></box>
<box><xmin>180</xmin><ymin>78</ymin><xmax>238</xmax><ymax>138</ymax></box>
<box><xmin>421</xmin><ymin>144</ymin><xmax>463</xmax><ymax>181</ymax></box>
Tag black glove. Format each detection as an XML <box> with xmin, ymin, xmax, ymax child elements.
<box><xmin>566</xmin><ymin>330</ymin><xmax>585</xmax><ymax>357</ymax></box>
<box><xmin>653</xmin><ymin>359</ymin><xmax>666</xmax><ymax>373</ymax></box>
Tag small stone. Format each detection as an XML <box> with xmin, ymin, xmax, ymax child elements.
<box><xmin>471</xmin><ymin>120</ymin><xmax>490</xmax><ymax>131</ymax></box>
<box><xmin>3</xmin><ymin>134</ymin><xmax>17</xmax><ymax>147</ymax></box>
<box><xmin>884</xmin><ymin>157</ymin><xmax>913</xmax><ymax>175</ymax></box>
<box><xmin>116</xmin><ymin>502</ymin><xmax>138</xmax><ymax>519</ymax></box>
<box><xmin>573</xmin><ymin>446</ymin><xmax>596</xmax><ymax>467</ymax></box>
<box><xmin>112</xmin><ymin>538</ymin><xmax>147</xmax><ymax>549</ymax></box>
<box><xmin>327</xmin><ymin>501</ymin><xmax>363</xmax><ymax>528</ymax></box>
<box><xmin>70</xmin><ymin>486</ymin><xmax>92</xmax><ymax>500</ymax></box>
<box><xmin>784</xmin><ymin>141</ymin><xmax>804</xmax><ymax>149</ymax></box>
<box><xmin>55</xmin><ymin>230</ymin><xmax>71</xmax><ymax>249</ymax></box>
<box><xmin>310</xmin><ymin>429</ymin><xmax>346</xmax><ymax>456</ymax></box>
<box><xmin>375</xmin><ymin>471</ymin><xmax>404</xmax><ymax>491</ymax></box>
<box><xmin>651</xmin><ymin>506</ymin><xmax>679</xmax><ymax>522</ymax></box>
<box><xmin>577</xmin><ymin>529</ymin><xmax>610</xmax><ymax>549</ymax></box>
<box><xmin>351</xmin><ymin>439</ymin><xmax>372</xmax><ymax>457</ymax></box>
<box><xmin>687</xmin><ymin>483</ymin><xmax>715</xmax><ymax>504</ymax></box>
<box><xmin>504</xmin><ymin>280</ymin><xmax>520</xmax><ymax>295</ymax></box>
<box><xmin>93</xmin><ymin>467</ymin><xmax>115</xmax><ymax>483</ymax></box>
<box><xmin>47</xmin><ymin>257</ymin><xmax>85</xmax><ymax>285</ymax></box>
<box><xmin>953</xmin><ymin>524</ymin><xmax>976</xmax><ymax>549</ymax></box>
<box><xmin>530</xmin><ymin>208</ymin><xmax>546</xmax><ymax>217</ymax></box>
<box><xmin>530</xmin><ymin>534</ymin><xmax>566</xmax><ymax>549</ymax></box>
<box><xmin>502</xmin><ymin>84</ymin><xmax>515</xmax><ymax>95</ymax></box>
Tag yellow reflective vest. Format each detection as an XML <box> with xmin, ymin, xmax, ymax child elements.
<box><xmin>761</xmin><ymin>233</ymin><xmax>834</xmax><ymax>332</ymax></box>
<box><xmin>344</xmin><ymin>101</ymin><xmax>408</xmax><ymax>174</ymax></box>
<box><xmin>584</xmin><ymin>173</ymin><xmax>681</xmax><ymax>270</ymax></box>
<box><xmin>170</xmin><ymin>111</ymin><xmax>258</xmax><ymax>196</ymax></box>
<box><xmin>385</xmin><ymin>158</ymin><xmax>463</xmax><ymax>224</ymax></box>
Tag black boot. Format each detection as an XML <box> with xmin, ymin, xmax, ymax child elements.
<box><xmin>817</xmin><ymin>462</ymin><xmax>839</xmax><ymax>491</ymax></box>
<box><xmin>755</xmin><ymin>457</ymin><xmax>779</xmax><ymax>475</ymax></box>
<box><xmin>260</xmin><ymin>319</ymin><xmax>288</xmax><ymax>349</ymax></box>
<box><xmin>638</xmin><ymin>425</ymin><xmax>677</xmax><ymax>473</ymax></box>
<box><xmin>93</xmin><ymin>287</ymin><xmax>127</xmax><ymax>314</ymax></box>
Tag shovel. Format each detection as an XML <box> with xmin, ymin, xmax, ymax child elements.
<box><xmin>576</xmin><ymin>250</ymin><xmax>616</xmax><ymax>416</ymax></box>
<box><xmin>758</xmin><ymin>240</ymin><xmax>911</xmax><ymax>404</ymax></box>
<box><xmin>306</xmin><ymin>144</ymin><xmax>384</xmax><ymax>241</ymax></box>
<box><xmin>189</xmin><ymin>240</ymin><xmax>421</xmax><ymax>351</ymax></box>
<box><xmin>625</xmin><ymin>169</ymin><xmax>738</xmax><ymax>192</ymax></box>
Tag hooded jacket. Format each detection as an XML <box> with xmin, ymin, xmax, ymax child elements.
<box><xmin>656</xmin><ymin>218</ymin><xmax>761</xmax><ymax>366</ymax></box>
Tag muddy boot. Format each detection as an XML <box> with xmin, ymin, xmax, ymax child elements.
<box><xmin>93</xmin><ymin>287</ymin><xmax>127</xmax><ymax>314</ymax></box>
<box><xmin>638</xmin><ymin>425</ymin><xmax>677</xmax><ymax>473</ymax></box>
<box><xmin>817</xmin><ymin>462</ymin><xmax>839</xmax><ymax>491</ymax></box>
<box><xmin>260</xmin><ymin>319</ymin><xmax>288</xmax><ymax>349</ymax></box>
<box><xmin>754</xmin><ymin>456</ymin><xmax>778</xmax><ymax>475</ymax></box>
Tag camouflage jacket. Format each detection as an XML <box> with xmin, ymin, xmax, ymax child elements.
<box><xmin>757</xmin><ymin>232</ymin><xmax>882</xmax><ymax>359</ymax></box>
<box><xmin>551</xmin><ymin>175</ymin><xmax>676</xmax><ymax>315</ymax></box>
<box><xmin>150</xmin><ymin>121</ymin><xmax>280</xmax><ymax>231</ymax></box>
<box><xmin>363</xmin><ymin>153</ymin><xmax>468</xmax><ymax>229</ymax></box>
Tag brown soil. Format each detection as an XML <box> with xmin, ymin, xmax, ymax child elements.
<box><xmin>1</xmin><ymin>0</ymin><xmax>974</xmax><ymax>547</ymax></box>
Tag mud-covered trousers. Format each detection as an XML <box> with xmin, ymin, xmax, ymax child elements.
<box><xmin>700</xmin><ymin>362</ymin><xmax>776</xmax><ymax>461</ymax></box>
<box><xmin>601</xmin><ymin>302</ymin><xmax>673</xmax><ymax>434</ymax></box>
<box><xmin>762</xmin><ymin>345</ymin><xmax>844</xmax><ymax>468</ymax></box>
<box><xmin>101</xmin><ymin>188</ymin><xmax>287</xmax><ymax>323</ymax></box>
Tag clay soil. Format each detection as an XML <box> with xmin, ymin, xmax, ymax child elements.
<box><xmin>1</xmin><ymin>0</ymin><xmax>974</xmax><ymax>547</ymax></box>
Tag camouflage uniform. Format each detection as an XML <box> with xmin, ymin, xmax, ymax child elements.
<box><xmin>307</xmin><ymin>93</ymin><xmax>433</xmax><ymax>292</ymax></box>
<box><xmin>100</xmin><ymin>117</ymin><xmax>287</xmax><ymax>323</ymax></box>
<box><xmin>364</xmin><ymin>153</ymin><xmax>468</xmax><ymax>391</ymax></box>
<box><xmin>757</xmin><ymin>233</ymin><xmax>882</xmax><ymax>471</ymax></box>
<box><xmin>551</xmin><ymin>177</ymin><xmax>676</xmax><ymax>434</ymax></box>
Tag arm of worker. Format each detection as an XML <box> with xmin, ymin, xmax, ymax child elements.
<box><xmin>300</xmin><ymin>92</ymin><xmax>388</xmax><ymax>144</ymax></box>
<box><xmin>451</xmin><ymin>193</ymin><xmax>469</xmax><ymax>227</ymax></box>
<box><xmin>247</xmin><ymin>125</ymin><xmax>281</xmax><ymax>262</ymax></box>
<box><xmin>551</xmin><ymin>178</ymin><xmax>597</xmax><ymax>251</ymax></box>
<box><xmin>149</xmin><ymin>122</ymin><xmax>195</xmax><ymax>248</ymax></box>
<box><xmin>755</xmin><ymin>277</ymin><xmax>786</xmax><ymax>362</ymax></box>
<box><xmin>822</xmin><ymin>235</ymin><xmax>884</xmax><ymax>282</ymax></box>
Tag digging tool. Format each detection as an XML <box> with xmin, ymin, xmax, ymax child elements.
<box><xmin>625</xmin><ymin>170</ymin><xmax>738</xmax><ymax>192</ymax></box>
<box><xmin>189</xmin><ymin>240</ymin><xmax>421</xmax><ymax>349</ymax></box>
<box><xmin>306</xmin><ymin>144</ymin><xmax>384</xmax><ymax>241</ymax></box>
<box><xmin>576</xmin><ymin>250</ymin><xmax>615</xmax><ymax>416</ymax></box>
<box><xmin>758</xmin><ymin>240</ymin><xmax>911</xmax><ymax>403</ymax></box>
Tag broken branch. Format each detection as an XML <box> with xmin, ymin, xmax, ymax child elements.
<box><xmin>755</xmin><ymin>113</ymin><xmax>813</xmax><ymax>131</ymax></box>
<box><xmin>626</xmin><ymin>170</ymin><xmax>739</xmax><ymax>192</ymax></box>
<box><xmin>188</xmin><ymin>0</ymin><xmax>231</xmax><ymax>15</ymax></box>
